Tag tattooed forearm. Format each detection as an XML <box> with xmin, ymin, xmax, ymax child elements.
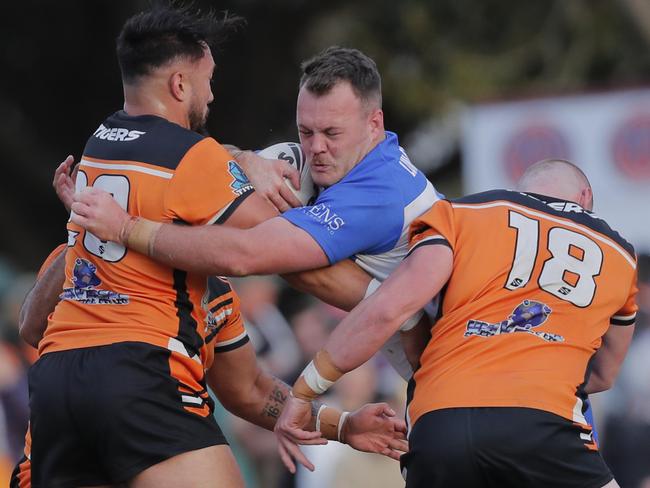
<box><xmin>261</xmin><ymin>377</ymin><xmax>289</xmax><ymax>419</ymax></box>
<box><xmin>259</xmin><ymin>376</ymin><xmax>322</xmax><ymax>431</ymax></box>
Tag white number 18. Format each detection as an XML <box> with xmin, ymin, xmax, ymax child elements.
<box><xmin>505</xmin><ymin>211</ymin><xmax>603</xmax><ymax>307</ymax></box>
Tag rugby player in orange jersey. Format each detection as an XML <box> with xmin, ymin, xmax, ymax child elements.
<box><xmin>14</xmin><ymin>242</ymin><xmax>406</xmax><ymax>488</ymax></box>
<box><xmin>276</xmin><ymin>159</ymin><xmax>637</xmax><ymax>487</ymax></box>
<box><xmin>25</xmin><ymin>5</ymin><xmax>406</xmax><ymax>487</ymax></box>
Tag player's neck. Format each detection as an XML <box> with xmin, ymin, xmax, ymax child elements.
<box><xmin>123</xmin><ymin>85</ymin><xmax>190</xmax><ymax>129</ymax></box>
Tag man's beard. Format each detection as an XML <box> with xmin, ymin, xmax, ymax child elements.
<box><xmin>189</xmin><ymin>105</ymin><xmax>209</xmax><ymax>135</ymax></box>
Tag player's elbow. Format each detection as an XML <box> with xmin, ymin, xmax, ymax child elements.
<box><xmin>19</xmin><ymin>320</ymin><xmax>41</xmax><ymax>348</ymax></box>
<box><xmin>372</xmin><ymin>299</ymin><xmax>410</xmax><ymax>333</ymax></box>
<box><xmin>594</xmin><ymin>370</ymin><xmax>619</xmax><ymax>392</ymax></box>
<box><xmin>585</xmin><ymin>369</ymin><xmax>619</xmax><ymax>394</ymax></box>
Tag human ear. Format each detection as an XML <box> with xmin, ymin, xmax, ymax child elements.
<box><xmin>169</xmin><ymin>71</ymin><xmax>187</xmax><ymax>102</ymax></box>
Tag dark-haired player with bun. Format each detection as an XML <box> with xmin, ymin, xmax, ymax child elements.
<box><xmin>28</xmin><ymin>5</ymin><xmax>404</xmax><ymax>487</ymax></box>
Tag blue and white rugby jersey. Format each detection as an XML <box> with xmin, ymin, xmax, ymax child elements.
<box><xmin>282</xmin><ymin>131</ymin><xmax>441</xmax><ymax>378</ymax></box>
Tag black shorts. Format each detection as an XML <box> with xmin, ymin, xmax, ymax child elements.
<box><xmin>28</xmin><ymin>342</ymin><xmax>227</xmax><ymax>487</ymax></box>
<box><xmin>401</xmin><ymin>407</ymin><xmax>613</xmax><ymax>488</ymax></box>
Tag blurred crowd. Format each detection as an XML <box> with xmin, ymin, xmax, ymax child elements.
<box><xmin>0</xmin><ymin>255</ymin><xmax>649</xmax><ymax>487</ymax></box>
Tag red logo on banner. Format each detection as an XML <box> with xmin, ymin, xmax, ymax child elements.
<box><xmin>612</xmin><ymin>115</ymin><xmax>650</xmax><ymax>180</ymax></box>
<box><xmin>503</xmin><ymin>124</ymin><xmax>571</xmax><ymax>182</ymax></box>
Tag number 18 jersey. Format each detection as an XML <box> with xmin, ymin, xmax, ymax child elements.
<box><xmin>407</xmin><ymin>190</ymin><xmax>638</xmax><ymax>428</ymax></box>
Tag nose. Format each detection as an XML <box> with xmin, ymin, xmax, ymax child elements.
<box><xmin>310</xmin><ymin>133</ymin><xmax>327</xmax><ymax>154</ymax></box>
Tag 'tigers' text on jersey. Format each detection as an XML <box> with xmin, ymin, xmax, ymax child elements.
<box><xmin>93</xmin><ymin>124</ymin><xmax>146</xmax><ymax>142</ymax></box>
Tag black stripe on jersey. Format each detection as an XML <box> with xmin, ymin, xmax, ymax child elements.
<box><xmin>213</xmin><ymin>189</ymin><xmax>255</xmax><ymax>225</ymax></box>
<box><xmin>209</xmin><ymin>297</ymin><xmax>233</xmax><ymax>315</ymax></box>
<box><xmin>611</xmin><ymin>315</ymin><xmax>636</xmax><ymax>326</ymax></box>
<box><xmin>214</xmin><ymin>335</ymin><xmax>250</xmax><ymax>353</ymax></box>
<box><xmin>83</xmin><ymin>111</ymin><xmax>205</xmax><ymax>170</ymax></box>
<box><xmin>172</xmin><ymin>268</ymin><xmax>203</xmax><ymax>359</ymax></box>
<box><xmin>453</xmin><ymin>190</ymin><xmax>636</xmax><ymax>259</ymax></box>
<box><xmin>206</xmin><ymin>277</ymin><xmax>233</xmax><ymax>304</ymax></box>
<box><xmin>406</xmin><ymin>237</ymin><xmax>452</xmax><ymax>258</ymax></box>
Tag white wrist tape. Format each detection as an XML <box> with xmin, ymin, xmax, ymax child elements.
<box><xmin>363</xmin><ymin>278</ymin><xmax>382</xmax><ymax>298</ymax></box>
<box><xmin>399</xmin><ymin>309</ymin><xmax>425</xmax><ymax>332</ymax></box>
<box><xmin>302</xmin><ymin>361</ymin><xmax>335</xmax><ymax>395</ymax></box>
<box><xmin>315</xmin><ymin>404</ymin><xmax>328</xmax><ymax>433</ymax></box>
<box><xmin>338</xmin><ymin>411</ymin><xmax>350</xmax><ymax>442</ymax></box>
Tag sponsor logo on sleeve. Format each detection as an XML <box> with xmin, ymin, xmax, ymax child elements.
<box><xmin>301</xmin><ymin>203</ymin><xmax>345</xmax><ymax>235</ymax></box>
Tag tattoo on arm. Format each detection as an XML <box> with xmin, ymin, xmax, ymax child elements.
<box><xmin>260</xmin><ymin>376</ymin><xmax>323</xmax><ymax>432</ymax></box>
<box><xmin>261</xmin><ymin>377</ymin><xmax>289</xmax><ymax>419</ymax></box>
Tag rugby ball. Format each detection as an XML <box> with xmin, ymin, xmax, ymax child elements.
<box><xmin>257</xmin><ymin>142</ymin><xmax>317</xmax><ymax>206</ymax></box>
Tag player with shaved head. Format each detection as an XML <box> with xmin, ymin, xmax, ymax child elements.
<box><xmin>276</xmin><ymin>159</ymin><xmax>637</xmax><ymax>487</ymax></box>
<box><xmin>518</xmin><ymin>158</ymin><xmax>593</xmax><ymax>210</ymax></box>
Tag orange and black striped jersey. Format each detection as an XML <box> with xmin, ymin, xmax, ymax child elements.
<box><xmin>40</xmin><ymin>111</ymin><xmax>253</xmax><ymax>398</ymax></box>
<box><xmin>406</xmin><ymin>190</ymin><xmax>638</xmax><ymax>428</ymax></box>
<box><xmin>15</xmin><ymin>248</ymin><xmax>248</xmax><ymax>485</ymax></box>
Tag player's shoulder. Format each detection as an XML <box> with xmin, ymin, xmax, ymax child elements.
<box><xmin>83</xmin><ymin>110</ymin><xmax>207</xmax><ymax>170</ymax></box>
<box><xmin>452</xmin><ymin>189</ymin><xmax>636</xmax><ymax>259</ymax></box>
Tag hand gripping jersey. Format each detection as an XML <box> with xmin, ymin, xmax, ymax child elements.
<box><xmin>282</xmin><ymin>131</ymin><xmax>441</xmax><ymax>379</ymax></box>
<box><xmin>40</xmin><ymin>111</ymin><xmax>253</xmax><ymax>410</ymax></box>
<box><xmin>406</xmin><ymin>190</ymin><xmax>638</xmax><ymax>429</ymax></box>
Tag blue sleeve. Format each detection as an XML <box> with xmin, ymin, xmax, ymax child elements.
<box><xmin>281</xmin><ymin>181</ymin><xmax>403</xmax><ymax>264</ymax></box>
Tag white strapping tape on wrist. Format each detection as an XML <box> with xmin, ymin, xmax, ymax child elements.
<box><xmin>315</xmin><ymin>404</ymin><xmax>327</xmax><ymax>433</ymax></box>
<box><xmin>363</xmin><ymin>278</ymin><xmax>382</xmax><ymax>299</ymax></box>
<box><xmin>338</xmin><ymin>411</ymin><xmax>350</xmax><ymax>442</ymax></box>
<box><xmin>399</xmin><ymin>309</ymin><xmax>425</xmax><ymax>332</ymax></box>
<box><xmin>302</xmin><ymin>361</ymin><xmax>335</xmax><ymax>395</ymax></box>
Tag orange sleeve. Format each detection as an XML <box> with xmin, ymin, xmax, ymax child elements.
<box><xmin>163</xmin><ymin>137</ymin><xmax>253</xmax><ymax>225</ymax></box>
<box><xmin>611</xmin><ymin>268</ymin><xmax>638</xmax><ymax>326</ymax></box>
<box><xmin>213</xmin><ymin>288</ymin><xmax>248</xmax><ymax>352</ymax></box>
<box><xmin>37</xmin><ymin>244</ymin><xmax>67</xmax><ymax>279</ymax></box>
<box><xmin>409</xmin><ymin>199</ymin><xmax>456</xmax><ymax>252</ymax></box>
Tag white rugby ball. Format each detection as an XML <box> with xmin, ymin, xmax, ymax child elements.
<box><xmin>257</xmin><ymin>142</ymin><xmax>317</xmax><ymax>206</ymax></box>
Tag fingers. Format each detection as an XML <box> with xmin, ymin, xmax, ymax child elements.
<box><xmin>70</xmin><ymin>201</ymin><xmax>91</xmax><ymax>217</ymax></box>
<box><xmin>268</xmin><ymin>192</ymin><xmax>290</xmax><ymax>213</ymax></box>
<box><xmin>392</xmin><ymin>419</ymin><xmax>408</xmax><ymax>434</ymax></box>
<box><xmin>53</xmin><ymin>155</ymin><xmax>77</xmax><ymax>211</ymax></box>
<box><xmin>388</xmin><ymin>438</ymin><xmax>409</xmax><ymax>453</ymax></box>
<box><xmin>284</xmin><ymin>164</ymin><xmax>301</xmax><ymax>191</ymax></box>
<box><xmin>277</xmin><ymin>439</ymin><xmax>297</xmax><ymax>474</ymax></box>
<box><xmin>278</xmin><ymin>426</ymin><xmax>327</xmax><ymax>445</ymax></box>
<box><xmin>375</xmin><ymin>403</ymin><xmax>395</xmax><ymax>417</ymax></box>
<box><xmin>70</xmin><ymin>212</ymin><xmax>88</xmax><ymax>228</ymax></box>
<box><xmin>53</xmin><ymin>155</ymin><xmax>74</xmax><ymax>179</ymax></box>
<box><xmin>279</xmin><ymin>183</ymin><xmax>303</xmax><ymax>208</ymax></box>
<box><xmin>382</xmin><ymin>447</ymin><xmax>403</xmax><ymax>462</ymax></box>
<box><xmin>70</xmin><ymin>161</ymin><xmax>80</xmax><ymax>180</ymax></box>
<box><xmin>73</xmin><ymin>186</ymin><xmax>108</xmax><ymax>204</ymax></box>
<box><xmin>277</xmin><ymin>435</ymin><xmax>315</xmax><ymax>473</ymax></box>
